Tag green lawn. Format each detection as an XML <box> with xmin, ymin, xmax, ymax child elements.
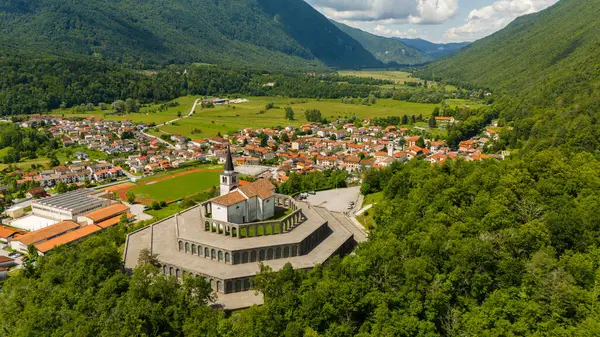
<box><xmin>159</xmin><ymin>96</ymin><xmax>440</xmax><ymax>138</ymax></box>
<box><xmin>48</xmin><ymin>94</ymin><xmax>481</xmax><ymax>140</ymax></box>
<box><xmin>363</xmin><ymin>191</ymin><xmax>383</xmax><ymax>206</ymax></box>
<box><xmin>146</xmin><ymin>203</ymin><xmax>182</xmax><ymax>220</ymax></box>
<box><xmin>0</xmin><ymin>157</ymin><xmax>51</xmax><ymax>170</ymax></box>
<box><xmin>339</xmin><ymin>70</ymin><xmax>421</xmax><ymax>85</ymax></box>
<box><xmin>53</xmin><ymin>96</ymin><xmax>199</xmax><ymax>125</ymax></box>
<box><xmin>56</xmin><ymin>146</ymin><xmax>109</xmax><ymax>163</ymax></box>
<box><xmin>131</xmin><ymin>170</ymin><xmax>221</xmax><ymax>202</ymax></box>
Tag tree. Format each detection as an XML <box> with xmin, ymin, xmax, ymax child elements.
<box><xmin>112</xmin><ymin>100</ymin><xmax>126</xmax><ymax>113</ymax></box>
<box><xmin>304</xmin><ymin>109</ymin><xmax>322</xmax><ymax>122</ymax></box>
<box><xmin>125</xmin><ymin>98</ymin><xmax>140</xmax><ymax>113</ymax></box>
<box><xmin>429</xmin><ymin>116</ymin><xmax>438</xmax><ymax>128</ymax></box>
<box><xmin>137</xmin><ymin>248</ymin><xmax>160</xmax><ymax>267</ymax></box>
<box><xmin>121</xmin><ymin>130</ymin><xmax>134</xmax><ymax>139</ymax></box>
<box><xmin>126</xmin><ymin>191</ymin><xmax>136</xmax><ymax>204</ymax></box>
<box><xmin>285</xmin><ymin>106</ymin><xmax>295</xmax><ymax>120</ymax></box>
<box><xmin>151</xmin><ymin>201</ymin><xmax>161</xmax><ymax>210</ymax></box>
<box><xmin>113</xmin><ymin>213</ymin><xmax>127</xmax><ymax>227</ymax></box>
<box><xmin>416</xmin><ymin>136</ymin><xmax>426</xmax><ymax>148</ymax></box>
<box><xmin>56</xmin><ymin>181</ymin><xmax>67</xmax><ymax>194</ymax></box>
<box><xmin>281</xmin><ymin>133</ymin><xmax>290</xmax><ymax>142</ymax></box>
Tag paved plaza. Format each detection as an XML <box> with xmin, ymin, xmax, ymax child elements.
<box><xmin>305</xmin><ymin>186</ymin><xmax>361</xmax><ymax>213</ymax></box>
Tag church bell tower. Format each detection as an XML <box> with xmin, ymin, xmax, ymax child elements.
<box><xmin>220</xmin><ymin>145</ymin><xmax>239</xmax><ymax>195</ymax></box>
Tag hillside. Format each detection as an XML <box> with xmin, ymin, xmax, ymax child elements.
<box><xmin>396</xmin><ymin>38</ymin><xmax>469</xmax><ymax>59</ymax></box>
<box><xmin>424</xmin><ymin>0</ymin><xmax>600</xmax><ymax>107</ymax></box>
<box><xmin>331</xmin><ymin>21</ymin><xmax>432</xmax><ymax>65</ymax></box>
<box><xmin>425</xmin><ymin>0</ymin><xmax>600</xmax><ymax>153</ymax></box>
<box><xmin>0</xmin><ymin>0</ymin><xmax>382</xmax><ymax>69</ymax></box>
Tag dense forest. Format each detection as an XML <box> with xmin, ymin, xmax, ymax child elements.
<box><xmin>0</xmin><ymin>0</ymin><xmax>388</xmax><ymax>69</ymax></box>
<box><xmin>0</xmin><ymin>124</ymin><xmax>58</xmax><ymax>163</ymax></box>
<box><xmin>0</xmin><ymin>57</ymin><xmax>387</xmax><ymax>115</ymax></box>
<box><xmin>4</xmin><ymin>152</ymin><xmax>600</xmax><ymax>336</ymax></box>
<box><xmin>423</xmin><ymin>0</ymin><xmax>600</xmax><ymax>156</ymax></box>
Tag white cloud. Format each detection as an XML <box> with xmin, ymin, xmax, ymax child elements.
<box><xmin>308</xmin><ymin>0</ymin><xmax>458</xmax><ymax>24</ymax></box>
<box><xmin>373</xmin><ymin>25</ymin><xmax>421</xmax><ymax>38</ymax></box>
<box><xmin>444</xmin><ymin>0</ymin><xmax>558</xmax><ymax>41</ymax></box>
<box><xmin>410</xmin><ymin>0</ymin><xmax>459</xmax><ymax>24</ymax></box>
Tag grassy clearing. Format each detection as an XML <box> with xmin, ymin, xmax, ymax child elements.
<box><xmin>339</xmin><ymin>70</ymin><xmax>422</xmax><ymax>85</ymax></box>
<box><xmin>363</xmin><ymin>191</ymin><xmax>383</xmax><ymax>206</ymax></box>
<box><xmin>131</xmin><ymin>170</ymin><xmax>221</xmax><ymax>202</ymax></box>
<box><xmin>146</xmin><ymin>203</ymin><xmax>182</xmax><ymax>220</ymax></box>
<box><xmin>0</xmin><ymin>157</ymin><xmax>51</xmax><ymax>170</ymax></box>
<box><xmin>53</xmin><ymin>96</ymin><xmax>199</xmax><ymax>125</ymax></box>
<box><xmin>160</xmin><ymin>97</ymin><xmax>440</xmax><ymax>138</ymax></box>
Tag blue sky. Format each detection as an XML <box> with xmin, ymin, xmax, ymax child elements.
<box><xmin>306</xmin><ymin>0</ymin><xmax>559</xmax><ymax>43</ymax></box>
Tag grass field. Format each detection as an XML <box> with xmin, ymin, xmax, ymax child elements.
<box><xmin>130</xmin><ymin>170</ymin><xmax>221</xmax><ymax>203</ymax></box>
<box><xmin>48</xmin><ymin>90</ymin><xmax>477</xmax><ymax>140</ymax></box>
<box><xmin>0</xmin><ymin>157</ymin><xmax>51</xmax><ymax>170</ymax></box>
<box><xmin>159</xmin><ymin>97</ymin><xmax>441</xmax><ymax>138</ymax></box>
<box><xmin>339</xmin><ymin>70</ymin><xmax>422</xmax><ymax>85</ymax></box>
<box><xmin>55</xmin><ymin>96</ymin><xmax>199</xmax><ymax>125</ymax></box>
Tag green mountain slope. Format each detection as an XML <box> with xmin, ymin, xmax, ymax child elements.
<box><xmin>331</xmin><ymin>20</ymin><xmax>432</xmax><ymax>65</ymax></box>
<box><xmin>396</xmin><ymin>38</ymin><xmax>469</xmax><ymax>59</ymax></box>
<box><xmin>424</xmin><ymin>0</ymin><xmax>600</xmax><ymax>108</ymax></box>
<box><xmin>0</xmin><ymin>0</ymin><xmax>382</xmax><ymax>69</ymax></box>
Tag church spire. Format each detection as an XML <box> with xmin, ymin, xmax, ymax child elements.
<box><xmin>220</xmin><ymin>144</ymin><xmax>239</xmax><ymax>196</ymax></box>
<box><xmin>225</xmin><ymin>144</ymin><xmax>234</xmax><ymax>172</ymax></box>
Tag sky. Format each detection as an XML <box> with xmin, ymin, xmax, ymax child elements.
<box><xmin>306</xmin><ymin>0</ymin><xmax>559</xmax><ymax>43</ymax></box>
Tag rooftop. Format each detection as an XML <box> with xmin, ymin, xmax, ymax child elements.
<box><xmin>33</xmin><ymin>189</ymin><xmax>105</xmax><ymax>213</ymax></box>
<box><xmin>35</xmin><ymin>224</ymin><xmax>102</xmax><ymax>254</ymax></box>
<box><xmin>84</xmin><ymin>204</ymin><xmax>129</xmax><ymax>223</ymax></box>
<box><xmin>15</xmin><ymin>220</ymin><xmax>79</xmax><ymax>245</ymax></box>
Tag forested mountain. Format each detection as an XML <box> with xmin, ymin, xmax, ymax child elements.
<box><xmin>424</xmin><ymin>0</ymin><xmax>598</xmax><ymax>107</ymax></box>
<box><xmin>424</xmin><ymin>0</ymin><xmax>600</xmax><ymax>154</ymax></box>
<box><xmin>0</xmin><ymin>0</ymin><xmax>382</xmax><ymax>69</ymax></box>
<box><xmin>331</xmin><ymin>21</ymin><xmax>433</xmax><ymax>65</ymax></box>
<box><xmin>396</xmin><ymin>38</ymin><xmax>469</xmax><ymax>59</ymax></box>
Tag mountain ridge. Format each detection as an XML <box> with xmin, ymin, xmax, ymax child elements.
<box><xmin>0</xmin><ymin>0</ymin><xmax>384</xmax><ymax>69</ymax></box>
<box><xmin>396</xmin><ymin>38</ymin><xmax>469</xmax><ymax>59</ymax></box>
<box><xmin>330</xmin><ymin>20</ymin><xmax>433</xmax><ymax>65</ymax></box>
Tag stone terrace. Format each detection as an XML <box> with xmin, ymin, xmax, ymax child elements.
<box><xmin>124</xmin><ymin>200</ymin><xmax>364</xmax><ymax>310</ymax></box>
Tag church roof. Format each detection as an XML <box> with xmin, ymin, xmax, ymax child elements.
<box><xmin>212</xmin><ymin>179</ymin><xmax>275</xmax><ymax>207</ymax></box>
<box><xmin>239</xmin><ymin>179</ymin><xmax>275</xmax><ymax>200</ymax></box>
<box><xmin>212</xmin><ymin>190</ymin><xmax>246</xmax><ymax>207</ymax></box>
<box><xmin>225</xmin><ymin>144</ymin><xmax>234</xmax><ymax>172</ymax></box>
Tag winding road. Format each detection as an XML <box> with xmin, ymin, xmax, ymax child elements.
<box><xmin>140</xmin><ymin>98</ymin><xmax>202</xmax><ymax>150</ymax></box>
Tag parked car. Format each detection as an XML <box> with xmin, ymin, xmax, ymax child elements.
<box><xmin>1</xmin><ymin>244</ymin><xmax>8</xmax><ymax>250</ymax></box>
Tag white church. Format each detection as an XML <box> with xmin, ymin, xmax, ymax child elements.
<box><xmin>211</xmin><ymin>146</ymin><xmax>276</xmax><ymax>224</ymax></box>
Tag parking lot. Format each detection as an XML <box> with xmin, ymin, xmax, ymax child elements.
<box><xmin>304</xmin><ymin>186</ymin><xmax>361</xmax><ymax>213</ymax></box>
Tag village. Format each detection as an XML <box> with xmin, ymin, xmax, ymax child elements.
<box><xmin>0</xmin><ymin>108</ymin><xmax>505</xmax><ymax>280</ymax></box>
<box><xmin>3</xmin><ymin>112</ymin><xmax>507</xmax><ymax>193</ymax></box>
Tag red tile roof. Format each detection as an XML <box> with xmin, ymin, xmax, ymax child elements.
<box><xmin>15</xmin><ymin>221</ymin><xmax>80</xmax><ymax>246</ymax></box>
<box><xmin>35</xmin><ymin>225</ymin><xmax>102</xmax><ymax>254</ymax></box>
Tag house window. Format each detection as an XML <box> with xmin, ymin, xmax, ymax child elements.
<box><xmin>236</xmin><ymin>205</ymin><xmax>240</xmax><ymax>209</ymax></box>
